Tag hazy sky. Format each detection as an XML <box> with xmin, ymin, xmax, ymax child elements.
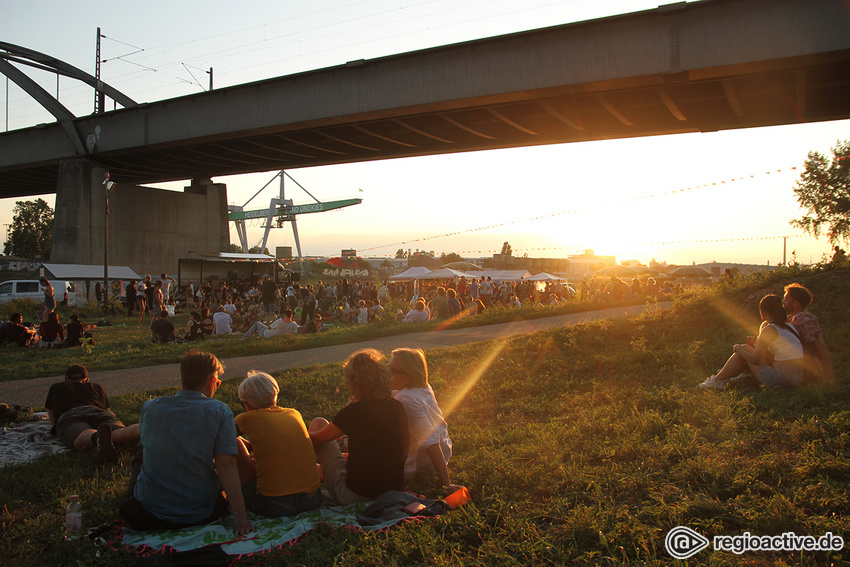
<box><xmin>2</xmin><ymin>0</ymin><xmax>847</xmax><ymax>265</ymax></box>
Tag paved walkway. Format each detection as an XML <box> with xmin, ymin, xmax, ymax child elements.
<box><xmin>1</xmin><ymin>302</ymin><xmax>671</xmax><ymax>407</ymax></box>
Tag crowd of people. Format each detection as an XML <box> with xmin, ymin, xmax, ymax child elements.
<box><xmin>43</xmin><ymin>347</ymin><xmax>458</xmax><ymax>535</ymax></box>
<box><xmin>0</xmin><ymin>278</ymin><xmax>94</xmax><ymax>348</ymax></box>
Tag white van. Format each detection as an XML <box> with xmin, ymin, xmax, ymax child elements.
<box><xmin>0</xmin><ymin>280</ymin><xmax>77</xmax><ymax>306</ymax></box>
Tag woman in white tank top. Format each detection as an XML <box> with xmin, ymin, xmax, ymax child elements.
<box><xmin>699</xmin><ymin>294</ymin><xmax>804</xmax><ymax>389</ymax></box>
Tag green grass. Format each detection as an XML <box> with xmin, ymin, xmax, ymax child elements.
<box><xmin>1</xmin><ymin>266</ymin><xmax>847</xmax><ymax>566</ymax></box>
<box><xmin>0</xmin><ymin>293</ymin><xmax>657</xmax><ymax>381</ymax></box>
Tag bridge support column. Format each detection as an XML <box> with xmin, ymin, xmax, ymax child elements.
<box><xmin>51</xmin><ymin>158</ymin><xmax>230</xmax><ymax>276</ymax></box>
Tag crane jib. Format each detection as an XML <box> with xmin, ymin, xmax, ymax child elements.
<box><xmin>227</xmin><ymin>198</ymin><xmax>361</xmax><ymax>221</ymax></box>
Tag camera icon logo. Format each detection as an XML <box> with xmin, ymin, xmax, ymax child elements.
<box><xmin>665</xmin><ymin>526</ymin><xmax>710</xmax><ymax>559</ymax></box>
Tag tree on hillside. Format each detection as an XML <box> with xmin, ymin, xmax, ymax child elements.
<box><xmin>501</xmin><ymin>241</ymin><xmax>512</xmax><ymax>255</ymax></box>
<box><xmin>230</xmin><ymin>243</ymin><xmax>243</xmax><ymax>253</ymax></box>
<box><xmin>395</xmin><ymin>248</ymin><xmax>407</xmax><ymax>258</ymax></box>
<box><xmin>408</xmin><ymin>251</ymin><xmax>439</xmax><ymax>268</ymax></box>
<box><xmin>3</xmin><ymin>199</ymin><xmax>54</xmax><ymax>260</ymax></box>
<box><xmin>791</xmin><ymin>140</ymin><xmax>850</xmax><ymax>244</ymax></box>
<box><xmin>441</xmin><ymin>252</ymin><xmax>463</xmax><ymax>264</ymax></box>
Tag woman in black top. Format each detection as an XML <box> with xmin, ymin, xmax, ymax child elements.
<box><xmin>308</xmin><ymin>349</ymin><xmax>408</xmax><ymax>505</ymax></box>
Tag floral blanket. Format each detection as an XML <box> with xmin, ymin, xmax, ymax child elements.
<box><xmin>121</xmin><ymin>496</ymin><xmax>436</xmax><ymax>557</ymax></box>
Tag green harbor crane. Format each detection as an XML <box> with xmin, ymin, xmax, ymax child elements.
<box><xmin>227</xmin><ymin>171</ymin><xmax>361</xmax><ymax>273</ymax></box>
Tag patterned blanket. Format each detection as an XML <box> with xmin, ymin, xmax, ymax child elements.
<box><xmin>121</xmin><ymin>492</ymin><xmax>443</xmax><ymax>558</ymax></box>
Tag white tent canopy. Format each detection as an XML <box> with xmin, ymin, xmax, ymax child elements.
<box><xmin>525</xmin><ymin>272</ymin><xmax>563</xmax><ymax>281</ymax></box>
<box><xmin>33</xmin><ymin>263</ymin><xmax>142</xmax><ymax>281</ymax></box>
<box><xmin>387</xmin><ymin>266</ymin><xmax>432</xmax><ymax>281</ymax></box>
<box><xmin>418</xmin><ymin>268</ymin><xmax>468</xmax><ymax>280</ymax></box>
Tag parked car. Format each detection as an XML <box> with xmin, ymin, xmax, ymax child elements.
<box><xmin>0</xmin><ymin>280</ymin><xmax>78</xmax><ymax>306</ymax></box>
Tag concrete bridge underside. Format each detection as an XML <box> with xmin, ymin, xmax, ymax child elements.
<box><xmin>2</xmin><ymin>0</ymin><xmax>850</xmax><ymax>198</ymax></box>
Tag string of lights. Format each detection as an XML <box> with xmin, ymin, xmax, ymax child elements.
<box><xmin>360</xmin><ymin>165</ymin><xmax>802</xmax><ymax>252</ymax></box>
<box><xmin>359</xmin><ymin>234</ymin><xmax>806</xmax><ymax>258</ymax></box>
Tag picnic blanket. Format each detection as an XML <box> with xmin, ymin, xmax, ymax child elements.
<box><xmin>121</xmin><ymin>491</ymin><xmax>446</xmax><ymax>557</ymax></box>
<box><xmin>0</xmin><ymin>419</ymin><xmax>68</xmax><ymax>467</ymax></box>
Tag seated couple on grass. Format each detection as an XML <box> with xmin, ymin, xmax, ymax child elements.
<box><xmin>308</xmin><ymin>348</ymin><xmax>458</xmax><ymax>505</ymax></box>
<box><xmin>699</xmin><ymin>294</ymin><xmax>804</xmax><ymax>391</ymax></box>
<box><xmin>699</xmin><ymin>283</ymin><xmax>834</xmax><ymax>391</ymax></box>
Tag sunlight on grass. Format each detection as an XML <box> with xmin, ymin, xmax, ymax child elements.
<box><xmin>441</xmin><ymin>339</ymin><xmax>507</xmax><ymax>419</ymax></box>
<box><xmin>709</xmin><ymin>294</ymin><xmax>761</xmax><ymax>336</ymax></box>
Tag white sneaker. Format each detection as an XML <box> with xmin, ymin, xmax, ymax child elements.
<box><xmin>698</xmin><ymin>375</ymin><xmax>725</xmax><ymax>390</ymax></box>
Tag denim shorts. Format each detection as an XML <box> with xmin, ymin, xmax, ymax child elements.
<box><xmin>760</xmin><ymin>361</ymin><xmax>804</xmax><ymax>388</ymax></box>
<box><xmin>241</xmin><ymin>478</ymin><xmax>325</xmax><ymax>517</ymax></box>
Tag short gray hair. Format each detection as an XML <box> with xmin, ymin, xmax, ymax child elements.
<box><xmin>237</xmin><ymin>371</ymin><xmax>279</xmax><ymax>408</ymax></box>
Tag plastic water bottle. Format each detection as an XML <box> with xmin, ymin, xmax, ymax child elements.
<box><xmin>65</xmin><ymin>495</ymin><xmax>82</xmax><ymax>540</ymax></box>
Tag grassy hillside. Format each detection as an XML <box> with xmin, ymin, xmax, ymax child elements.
<box><xmin>0</xmin><ymin>294</ymin><xmax>651</xmax><ymax>381</ymax></box>
<box><xmin>1</xmin><ymin>266</ymin><xmax>847</xmax><ymax>566</ymax></box>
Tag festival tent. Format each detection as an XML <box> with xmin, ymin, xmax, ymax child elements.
<box><xmin>525</xmin><ymin>272</ymin><xmax>562</xmax><ymax>281</ymax></box>
<box><xmin>387</xmin><ymin>266</ymin><xmax>432</xmax><ymax>281</ymax></box>
<box><xmin>418</xmin><ymin>268</ymin><xmax>469</xmax><ymax>280</ymax></box>
<box><xmin>32</xmin><ymin>263</ymin><xmax>143</xmax><ymax>303</ymax></box>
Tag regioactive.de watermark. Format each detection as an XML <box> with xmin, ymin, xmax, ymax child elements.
<box><xmin>665</xmin><ymin>526</ymin><xmax>844</xmax><ymax>560</ymax></box>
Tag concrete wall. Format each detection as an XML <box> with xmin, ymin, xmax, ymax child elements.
<box><xmin>51</xmin><ymin>158</ymin><xmax>230</xmax><ymax>276</ymax></box>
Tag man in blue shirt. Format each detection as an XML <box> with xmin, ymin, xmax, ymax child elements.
<box><xmin>118</xmin><ymin>351</ymin><xmax>253</xmax><ymax>535</ymax></box>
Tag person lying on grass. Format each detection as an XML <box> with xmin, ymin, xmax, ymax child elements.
<box><xmin>241</xmin><ymin>308</ymin><xmax>299</xmax><ymax>339</ymax></box>
<box><xmin>118</xmin><ymin>351</ymin><xmax>254</xmax><ymax>536</ymax></box>
<box><xmin>308</xmin><ymin>349</ymin><xmax>409</xmax><ymax>505</ymax></box>
<box><xmin>388</xmin><ymin>348</ymin><xmax>460</xmax><ymax>493</ymax></box>
<box><xmin>44</xmin><ymin>364</ymin><xmax>140</xmax><ymax>465</ymax></box>
<box><xmin>699</xmin><ymin>294</ymin><xmax>804</xmax><ymax>391</ymax></box>
<box><xmin>234</xmin><ymin>371</ymin><xmax>324</xmax><ymax>517</ymax></box>
<box><xmin>397</xmin><ymin>300</ymin><xmax>429</xmax><ymax>323</ymax></box>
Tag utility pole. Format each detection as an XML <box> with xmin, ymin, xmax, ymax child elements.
<box><xmin>94</xmin><ymin>28</ymin><xmax>104</xmax><ymax>113</ymax></box>
<box><xmin>209</xmin><ymin>67</ymin><xmax>213</xmax><ymax>91</ymax></box>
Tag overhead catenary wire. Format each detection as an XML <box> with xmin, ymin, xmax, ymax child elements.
<box><xmin>4</xmin><ymin>0</ymin><xmax>589</xmax><ymax>128</ymax></box>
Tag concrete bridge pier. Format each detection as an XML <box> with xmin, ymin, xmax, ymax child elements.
<box><xmin>51</xmin><ymin>157</ymin><xmax>230</xmax><ymax>277</ymax></box>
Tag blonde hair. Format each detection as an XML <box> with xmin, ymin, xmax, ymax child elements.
<box><xmin>344</xmin><ymin>349</ymin><xmax>392</xmax><ymax>400</ymax></box>
<box><xmin>390</xmin><ymin>347</ymin><xmax>428</xmax><ymax>388</ymax></box>
<box><xmin>237</xmin><ymin>371</ymin><xmax>279</xmax><ymax>408</ymax></box>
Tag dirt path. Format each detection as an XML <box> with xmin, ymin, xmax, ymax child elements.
<box><xmin>1</xmin><ymin>302</ymin><xmax>671</xmax><ymax>407</ymax></box>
